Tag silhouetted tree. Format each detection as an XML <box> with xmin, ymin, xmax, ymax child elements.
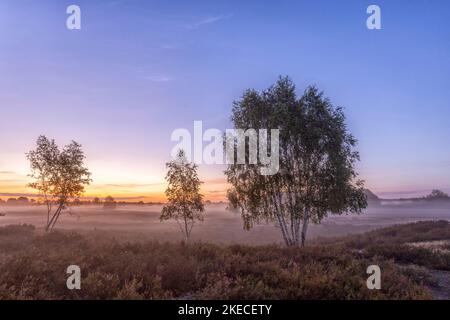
<box><xmin>425</xmin><ymin>189</ymin><xmax>449</xmax><ymax>200</ymax></box>
<box><xmin>103</xmin><ymin>196</ymin><xmax>117</xmax><ymax>209</ymax></box>
<box><xmin>17</xmin><ymin>197</ymin><xmax>30</xmax><ymax>204</ymax></box>
<box><xmin>6</xmin><ymin>198</ymin><xmax>17</xmax><ymax>206</ymax></box>
<box><xmin>26</xmin><ymin>136</ymin><xmax>59</xmax><ymax>224</ymax></box>
<box><xmin>93</xmin><ymin>197</ymin><xmax>101</xmax><ymax>205</ymax></box>
<box><xmin>161</xmin><ymin>150</ymin><xmax>204</xmax><ymax>242</ymax></box>
<box><xmin>27</xmin><ymin>135</ymin><xmax>92</xmax><ymax>231</ymax></box>
<box><xmin>226</xmin><ymin>77</ymin><xmax>367</xmax><ymax>246</ymax></box>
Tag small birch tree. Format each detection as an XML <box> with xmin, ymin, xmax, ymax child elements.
<box><xmin>27</xmin><ymin>135</ymin><xmax>92</xmax><ymax>231</ymax></box>
<box><xmin>161</xmin><ymin>150</ymin><xmax>204</xmax><ymax>242</ymax></box>
<box><xmin>26</xmin><ymin>136</ymin><xmax>59</xmax><ymax>226</ymax></box>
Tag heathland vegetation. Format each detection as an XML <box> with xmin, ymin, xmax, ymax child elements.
<box><xmin>0</xmin><ymin>221</ymin><xmax>448</xmax><ymax>299</ymax></box>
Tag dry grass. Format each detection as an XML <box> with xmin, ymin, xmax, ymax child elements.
<box><xmin>0</xmin><ymin>222</ymin><xmax>445</xmax><ymax>300</ymax></box>
<box><xmin>317</xmin><ymin>220</ymin><xmax>450</xmax><ymax>272</ymax></box>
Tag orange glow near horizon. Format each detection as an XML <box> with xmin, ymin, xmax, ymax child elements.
<box><xmin>1</xmin><ymin>155</ymin><xmax>443</xmax><ymax>203</ymax></box>
<box><xmin>0</xmin><ymin>169</ymin><xmax>229</xmax><ymax>202</ymax></box>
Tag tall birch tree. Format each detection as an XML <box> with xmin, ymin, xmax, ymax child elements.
<box><xmin>226</xmin><ymin>77</ymin><xmax>367</xmax><ymax>246</ymax></box>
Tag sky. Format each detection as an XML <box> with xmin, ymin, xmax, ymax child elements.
<box><xmin>0</xmin><ymin>0</ymin><xmax>449</xmax><ymax>201</ymax></box>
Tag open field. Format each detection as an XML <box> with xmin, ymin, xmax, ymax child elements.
<box><xmin>1</xmin><ymin>203</ymin><xmax>450</xmax><ymax>244</ymax></box>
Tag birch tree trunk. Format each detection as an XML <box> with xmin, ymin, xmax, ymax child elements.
<box><xmin>301</xmin><ymin>209</ymin><xmax>310</xmax><ymax>247</ymax></box>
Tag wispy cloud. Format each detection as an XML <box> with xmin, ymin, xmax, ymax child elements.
<box><xmin>143</xmin><ymin>74</ymin><xmax>174</xmax><ymax>83</ymax></box>
<box><xmin>0</xmin><ymin>179</ymin><xmax>26</xmax><ymax>184</ymax></box>
<box><xmin>104</xmin><ymin>183</ymin><xmax>164</xmax><ymax>188</ymax></box>
<box><xmin>0</xmin><ymin>192</ymin><xmax>37</xmax><ymax>197</ymax></box>
<box><xmin>0</xmin><ymin>171</ymin><xmax>16</xmax><ymax>175</ymax></box>
<box><xmin>107</xmin><ymin>0</ymin><xmax>127</xmax><ymax>7</ymax></box>
<box><xmin>186</xmin><ymin>14</ymin><xmax>233</xmax><ymax>30</ymax></box>
<box><xmin>206</xmin><ymin>190</ymin><xmax>225</xmax><ymax>194</ymax></box>
<box><xmin>160</xmin><ymin>43</ymin><xmax>181</xmax><ymax>50</ymax></box>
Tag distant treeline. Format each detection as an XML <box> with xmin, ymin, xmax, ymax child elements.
<box><xmin>0</xmin><ymin>196</ymin><xmax>225</xmax><ymax>207</ymax></box>
<box><xmin>0</xmin><ymin>196</ymin><xmax>162</xmax><ymax>206</ymax></box>
<box><xmin>381</xmin><ymin>189</ymin><xmax>450</xmax><ymax>203</ymax></box>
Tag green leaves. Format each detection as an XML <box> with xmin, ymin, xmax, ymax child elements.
<box><xmin>226</xmin><ymin>77</ymin><xmax>368</xmax><ymax>246</ymax></box>
<box><xmin>161</xmin><ymin>150</ymin><xmax>205</xmax><ymax>241</ymax></box>
<box><xmin>26</xmin><ymin>135</ymin><xmax>92</xmax><ymax>230</ymax></box>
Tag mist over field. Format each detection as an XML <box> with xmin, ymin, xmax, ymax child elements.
<box><xmin>1</xmin><ymin>0</ymin><xmax>450</xmax><ymax>306</ymax></box>
<box><xmin>1</xmin><ymin>202</ymin><xmax>449</xmax><ymax>244</ymax></box>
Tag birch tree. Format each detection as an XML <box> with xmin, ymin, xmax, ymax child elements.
<box><xmin>27</xmin><ymin>135</ymin><xmax>92</xmax><ymax>231</ymax></box>
<box><xmin>226</xmin><ymin>77</ymin><xmax>367</xmax><ymax>246</ymax></box>
<box><xmin>161</xmin><ymin>150</ymin><xmax>204</xmax><ymax>242</ymax></box>
<box><xmin>26</xmin><ymin>136</ymin><xmax>59</xmax><ymax>226</ymax></box>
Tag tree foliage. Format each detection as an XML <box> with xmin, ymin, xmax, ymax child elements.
<box><xmin>425</xmin><ymin>189</ymin><xmax>449</xmax><ymax>200</ymax></box>
<box><xmin>27</xmin><ymin>135</ymin><xmax>92</xmax><ymax>231</ymax></box>
<box><xmin>103</xmin><ymin>195</ymin><xmax>117</xmax><ymax>209</ymax></box>
<box><xmin>161</xmin><ymin>150</ymin><xmax>204</xmax><ymax>242</ymax></box>
<box><xmin>226</xmin><ymin>77</ymin><xmax>367</xmax><ymax>246</ymax></box>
